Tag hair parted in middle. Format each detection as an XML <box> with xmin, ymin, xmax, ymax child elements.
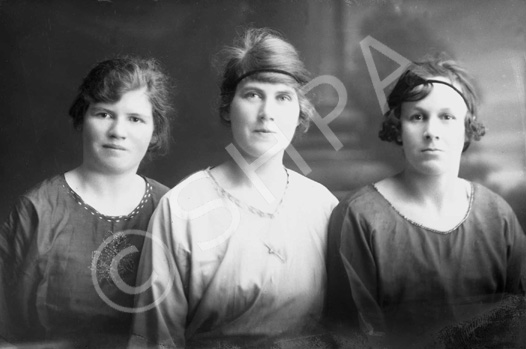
<box><xmin>217</xmin><ymin>28</ymin><xmax>314</xmax><ymax>134</ymax></box>
<box><xmin>379</xmin><ymin>56</ymin><xmax>486</xmax><ymax>152</ymax></box>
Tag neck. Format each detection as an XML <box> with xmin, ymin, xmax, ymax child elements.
<box><xmin>215</xmin><ymin>149</ymin><xmax>288</xmax><ymax>208</ymax></box>
<box><xmin>396</xmin><ymin>170</ymin><xmax>462</xmax><ymax>209</ymax></box>
<box><xmin>72</xmin><ymin>164</ymin><xmax>140</xmax><ymax>195</ymax></box>
<box><xmin>225</xmin><ymin>153</ymin><xmax>285</xmax><ymax>187</ymax></box>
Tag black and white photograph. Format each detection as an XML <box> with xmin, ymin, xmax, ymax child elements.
<box><xmin>1</xmin><ymin>0</ymin><xmax>525</xmax><ymax>348</ymax></box>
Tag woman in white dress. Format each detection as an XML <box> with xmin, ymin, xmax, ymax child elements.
<box><xmin>129</xmin><ymin>28</ymin><xmax>338</xmax><ymax>349</ymax></box>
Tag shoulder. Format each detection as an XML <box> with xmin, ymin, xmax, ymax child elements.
<box><xmin>287</xmin><ymin>169</ymin><xmax>338</xmax><ymax>206</ymax></box>
<box><xmin>468</xmin><ymin>182</ymin><xmax>524</xmax><ymax>243</ymax></box>
<box><xmin>471</xmin><ymin>182</ymin><xmax>517</xmax><ymax>217</ymax></box>
<box><xmin>328</xmin><ymin>185</ymin><xmax>386</xmax><ymax>242</ymax></box>
<box><xmin>22</xmin><ymin>175</ymin><xmax>65</xmax><ymax>197</ymax></box>
<box><xmin>336</xmin><ymin>185</ymin><xmax>380</xmax><ymax>211</ymax></box>
<box><xmin>15</xmin><ymin>175</ymin><xmax>67</xmax><ymax>209</ymax></box>
<box><xmin>161</xmin><ymin>169</ymin><xmax>217</xmax><ymax>206</ymax></box>
<box><xmin>1</xmin><ymin>175</ymin><xmax>66</xmax><ymax>237</ymax></box>
<box><xmin>144</xmin><ymin>177</ymin><xmax>170</xmax><ymax>199</ymax></box>
<box><xmin>329</xmin><ymin>184</ymin><xmax>388</xmax><ymax>223</ymax></box>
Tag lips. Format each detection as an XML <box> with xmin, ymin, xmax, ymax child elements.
<box><xmin>254</xmin><ymin>129</ymin><xmax>274</xmax><ymax>133</ymax></box>
<box><xmin>422</xmin><ymin>148</ymin><xmax>442</xmax><ymax>153</ymax></box>
<box><xmin>103</xmin><ymin>144</ymin><xmax>126</xmax><ymax>151</ymax></box>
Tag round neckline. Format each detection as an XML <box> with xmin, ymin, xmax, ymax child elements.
<box><xmin>205</xmin><ymin>167</ymin><xmax>290</xmax><ymax>219</ymax></box>
<box><xmin>370</xmin><ymin>182</ymin><xmax>474</xmax><ymax>235</ymax></box>
<box><xmin>60</xmin><ymin>174</ymin><xmax>153</xmax><ymax>222</ymax></box>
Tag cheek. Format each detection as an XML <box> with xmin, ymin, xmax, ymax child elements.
<box><xmin>228</xmin><ymin>103</ymin><xmax>249</xmax><ymax>127</ymax></box>
<box><xmin>141</xmin><ymin>126</ymin><xmax>155</xmax><ymax>147</ymax></box>
<box><xmin>81</xmin><ymin>122</ymin><xmax>99</xmax><ymax>143</ymax></box>
<box><xmin>281</xmin><ymin>104</ymin><xmax>301</xmax><ymax>125</ymax></box>
<box><xmin>453</xmin><ymin>123</ymin><xmax>467</xmax><ymax>145</ymax></box>
<box><xmin>400</xmin><ymin>124</ymin><xmax>415</xmax><ymax>143</ymax></box>
<box><xmin>229</xmin><ymin>115</ymin><xmax>246</xmax><ymax>135</ymax></box>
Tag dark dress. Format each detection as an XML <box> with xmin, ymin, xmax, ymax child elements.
<box><xmin>326</xmin><ymin>183</ymin><xmax>526</xmax><ymax>348</ymax></box>
<box><xmin>0</xmin><ymin>175</ymin><xmax>168</xmax><ymax>348</ymax></box>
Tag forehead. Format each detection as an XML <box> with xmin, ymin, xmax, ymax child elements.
<box><xmin>90</xmin><ymin>88</ymin><xmax>152</xmax><ymax>111</ymax></box>
<box><xmin>403</xmin><ymin>78</ymin><xmax>468</xmax><ymax>112</ymax></box>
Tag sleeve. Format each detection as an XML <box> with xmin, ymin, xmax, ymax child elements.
<box><xmin>129</xmin><ymin>194</ymin><xmax>189</xmax><ymax>349</ymax></box>
<box><xmin>326</xmin><ymin>199</ymin><xmax>386</xmax><ymax>340</ymax></box>
<box><xmin>502</xmin><ymin>204</ymin><xmax>526</xmax><ymax>295</ymax></box>
<box><xmin>0</xmin><ymin>197</ymin><xmax>43</xmax><ymax>342</ymax></box>
<box><xmin>325</xmin><ymin>202</ymin><xmax>358</xmax><ymax>325</ymax></box>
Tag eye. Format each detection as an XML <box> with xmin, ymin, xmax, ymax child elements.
<box><xmin>129</xmin><ymin>116</ymin><xmax>144</xmax><ymax>123</ymax></box>
<box><xmin>277</xmin><ymin>94</ymin><xmax>294</xmax><ymax>102</ymax></box>
<box><xmin>244</xmin><ymin>91</ymin><xmax>261</xmax><ymax>100</ymax></box>
<box><xmin>442</xmin><ymin>113</ymin><xmax>456</xmax><ymax>120</ymax></box>
<box><xmin>410</xmin><ymin>113</ymin><xmax>424</xmax><ymax>121</ymax></box>
<box><xmin>96</xmin><ymin>112</ymin><xmax>112</xmax><ymax>119</ymax></box>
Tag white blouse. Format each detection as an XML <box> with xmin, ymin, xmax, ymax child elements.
<box><xmin>130</xmin><ymin>169</ymin><xmax>338</xmax><ymax>348</ymax></box>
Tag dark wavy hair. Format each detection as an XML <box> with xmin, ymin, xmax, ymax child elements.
<box><xmin>217</xmin><ymin>28</ymin><xmax>314</xmax><ymax>134</ymax></box>
<box><xmin>69</xmin><ymin>56</ymin><xmax>173</xmax><ymax>155</ymax></box>
<box><xmin>379</xmin><ymin>57</ymin><xmax>486</xmax><ymax>152</ymax></box>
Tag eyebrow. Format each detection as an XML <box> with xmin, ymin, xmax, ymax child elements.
<box><xmin>89</xmin><ymin>105</ymin><xmax>151</xmax><ymax>117</ymax></box>
<box><xmin>239</xmin><ymin>84</ymin><xmax>296</xmax><ymax>95</ymax></box>
<box><xmin>404</xmin><ymin>106</ymin><xmax>464</xmax><ymax>117</ymax></box>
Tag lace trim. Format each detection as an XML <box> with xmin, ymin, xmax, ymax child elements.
<box><xmin>205</xmin><ymin>167</ymin><xmax>290</xmax><ymax>219</ymax></box>
<box><xmin>61</xmin><ymin>175</ymin><xmax>153</xmax><ymax>223</ymax></box>
<box><xmin>371</xmin><ymin>182</ymin><xmax>474</xmax><ymax>235</ymax></box>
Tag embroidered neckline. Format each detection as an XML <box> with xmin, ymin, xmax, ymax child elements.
<box><xmin>60</xmin><ymin>174</ymin><xmax>153</xmax><ymax>223</ymax></box>
<box><xmin>205</xmin><ymin>167</ymin><xmax>290</xmax><ymax>219</ymax></box>
<box><xmin>371</xmin><ymin>182</ymin><xmax>474</xmax><ymax>235</ymax></box>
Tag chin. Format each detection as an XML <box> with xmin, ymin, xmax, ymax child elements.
<box><xmin>419</xmin><ymin>165</ymin><xmax>457</xmax><ymax>177</ymax></box>
<box><xmin>238</xmin><ymin>144</ymin><xmax>283</xmax><ymax>160</ymax></box>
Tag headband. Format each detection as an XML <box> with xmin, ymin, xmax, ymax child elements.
<box><xmin>423</xmin><ymin>79</ymin><xmax>470</xmax><ymax>109</ymax></box>
<box><xmin>234</xmin><ymin>68</ymin><xmax>303</xmax><ymax>87</ymax></box>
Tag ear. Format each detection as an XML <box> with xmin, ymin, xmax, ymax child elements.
<box><xmin>296</xmin><ymin>110</ymin><xmax>303</xmax><ymax>126</ymax></box>
<box><xmin>150</xmin><ymin>134</ymin><xmax>159</xmax><ymax>145</ymax></box>
<box><xmin>221</xmin><ymin>111</ymin><xmax>231</xmax><ymax>124</ymax></box>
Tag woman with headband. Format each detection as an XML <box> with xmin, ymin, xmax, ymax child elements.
<box><xmin>326</xmin><ymin>57</ymin><xmax>526</xmax><ymax>348</ymax></box>
<box><xmin>129</xmin><ymin>28</ymin><xmax>338</xmax><ymax>348</ymax></box>
<box><xmin>0</xmin><ymin>57</ymin><xmax>172</xmax><ymax>348</ymax></box>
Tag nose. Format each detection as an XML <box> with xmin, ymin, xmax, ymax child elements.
<box><xmin>108</xmin><ymin>117</ymin><xmax>126</xmax><ymax>139</ymax></box>
<box><xmin>258</xmin><ymin>99</ymin><xmax>275</xmax><ymax>121</ymax></box>
<box><xmin>423</xmin><ymin>117</ymin><xmax>440</xmax><ymax>140</ymax></box>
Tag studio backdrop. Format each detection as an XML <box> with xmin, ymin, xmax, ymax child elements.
<box><xmin>1</xmin><ymin>0</ymin><xmax>525</xmax><ymax>229</ymax></box>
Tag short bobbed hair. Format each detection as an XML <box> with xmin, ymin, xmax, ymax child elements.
<box><xmin>379</xmin><ymin>57</ymin><xmax>486</xmax><ymax>152</ymax></box>
<box><xmin>218</xmin><ymin>28</ymin><xmax>314</xmax><ymax>134</ymax></box>
<box><xmin>69</xmin><ymin>56</ymin><xmax>173</xmax><ymax>155</ymax></box>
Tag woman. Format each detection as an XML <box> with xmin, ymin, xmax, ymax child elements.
<box><xmin>130</xmin><ymin>28</ymin><xmax>338</xmax><ymax>348</ymax></box>
<box><xmin>0</xmin><ymin>57</ymin><xmax>172</xmax><ymax>348</ymax></box>
<box><xmin>327</xmin><ymin>57</ymin><xmax>526</xmax><ymax>348</ymax></box>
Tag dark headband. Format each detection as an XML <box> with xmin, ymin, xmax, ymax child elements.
<box><xmin>423</xmin><ymin>79</ymin><xmax>470</xmax><ymax>109</ymax></box>
<box><xmin>234</xmin><ymin>68</ymin><xmax>303</xmax><ymax>87</ymax></box>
